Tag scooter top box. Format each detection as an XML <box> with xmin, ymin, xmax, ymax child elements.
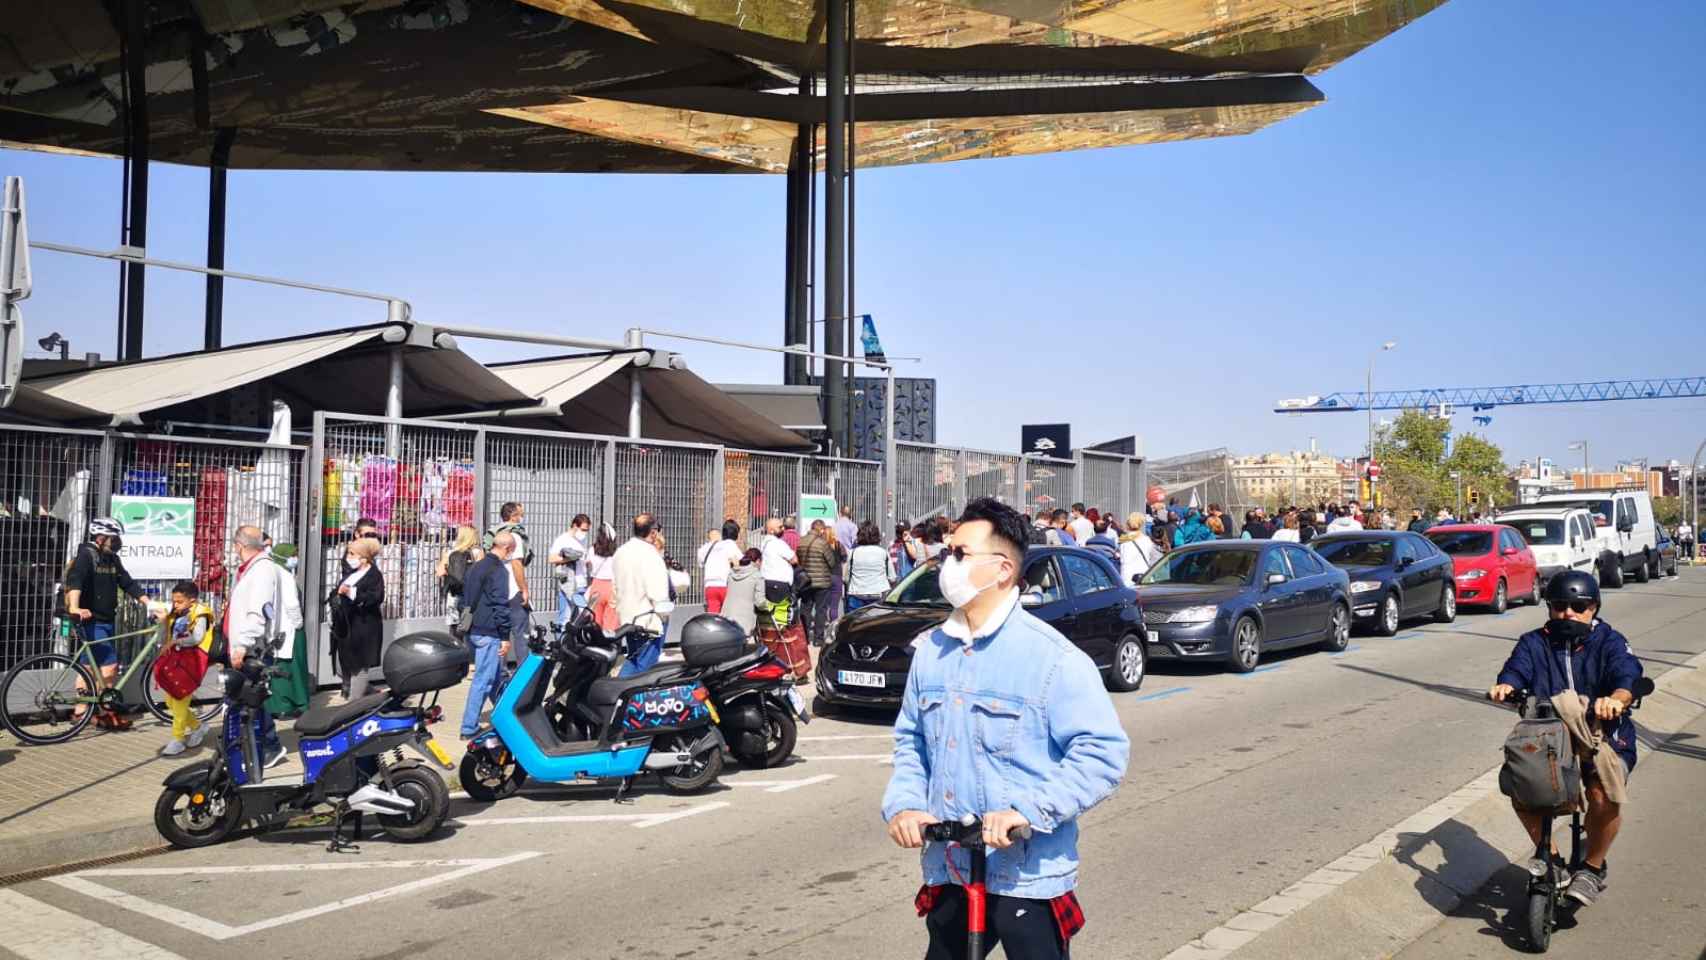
<box><xmin>680</xmin><ymin>614</ymin><xmax>747</xmax><ymax>667</ymax></box>
<box><xmin>383</xmin><ymin>632</ymin><xmax>471</xmax><ymax>696</ymax></box>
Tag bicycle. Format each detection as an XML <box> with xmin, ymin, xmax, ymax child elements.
<box><xmin>922</xmin><ymin>814</ymin><xmax>1036</xmax><ymax>958</ymax></box>
<box><xmin>1</xmin><ymin>615</ymin><xmax>224</xmax><ymax>745</ymax></box>
<box><xmin>1509</xmin><ymin>676</ymin><xmax>1654</xmax><ymax>953</ymax></box>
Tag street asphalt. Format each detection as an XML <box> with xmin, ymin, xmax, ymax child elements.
<box><xmin>3</xmin><ymin>569</ymin><xmax>1702</xmax><ymax>960</ymax></box>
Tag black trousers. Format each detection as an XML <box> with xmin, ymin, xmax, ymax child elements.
<box><xmin>800</xmin><ymin>586</ymin><xmax>833</xmax><ymax>644</ymax></box>
<box><xmin>924</xmin><ymin>886</ymin><xmax>1068</xmax><ymax>960</ymax></box>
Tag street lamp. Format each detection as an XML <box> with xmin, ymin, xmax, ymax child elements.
<box><xmin>1367</xmin><ymin>340</ymin><xmax>1396</xmax><ymax>474</ymax></box>
<box><xmin>1568</xmin><ymin>441</ymin><xmax>1588</xmax><ymax>488</ymax></box>
<box><xmin>1450</xmin><ymin>470</ymin><xmax>1463</xmax><ymax>518</ymax></box>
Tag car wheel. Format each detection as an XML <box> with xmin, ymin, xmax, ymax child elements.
<box><xmin>1527</xmin><ymin>576</ymin><xmax>1541</xmax><ymax>606</ymax></box>
<box><xmin>1375</xmin><ymin>594</ymin><xmax>1400</xmax><ymax>637</ymax></box>
<box><xmin>1603</xmin><ymin>556</ymin><xmax>1625</xmax><ymax>588</ymax></box>
<box><xmin>1227</xmin><ymin>617</ymin><xmax>1261</xmax><ymax>674</ymax></box>
<box><xmin>1434</xmin><ymin>583</ymin><xmax>1457</xmax><ymax>623</ymax></box>
<box><xmin>1105</xmin><ymin>634</ymin><xmax>1146</xmax><ymax>692</ymax></box>
<box><xmin>1491</xmin><ymin>579</ymin><xmax>1507</xmax><ymax>614</ymax></box>
<box><xmin>1321</xmin><ymin>604</ymin><xmax>1351</xmax><ymax>653</ymax></box>
<box><xmin>1634</xmin><ymin>552</ymin><xmax>1651</xmax><ymax>583</ymax></box>
<box><xmin>810</xmin><ymin>695</ymin><xmax>840</xmax><ymax>720</ymax></box>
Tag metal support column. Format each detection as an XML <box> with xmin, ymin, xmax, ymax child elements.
<box><xmin>1073</xmin><ymin>451</ymin><xmax>1086</xmax><ymax>507</ymax></box>
<box><xmin>883</xmin><ymin>365</ymin><xmax>897</xmax><ymax>539</ymax></box>
<box><xmin>783</xmin><ymin>140</ymin><xmax>802</xmax><ymax>385</ymax></box>
<box><xmin>119</xmin><ymin>0</ymin><xmax>150</xmax><ymax>361</ymax></box>
<box><xmin>1017</xmin><ymin>456</ymin><xmax>1029</xmax><ymax>516</ymax></box>
<box><xmin>955</xmin><ymin>449</ymin><xmax>968</xmax><ymax>516</ymax></box>
<box><xmin>384</xmin><ymin>347</ymin><xmax>404</xmax><ymax>457</ymax></box>
<box><xmin>304</xmin><ymin>413</ymin><xmax>328</xmax><ymax>683</ymax></box>
<box><xmin>792</xmin><ymin>89</ymin><xmax>813</xmax><ymax>388</ymax></box>
<box><xmin>472</xmin><ymin>428</ymin><xmax>490</xmax><ymax>533</ymax></box>
<box><xmin>95</xmin><ymin>431</ymin><xmax>116</xmax><ymax>515</ymax></box>
<box><xmin>204</xmin><ymin>127</ymin><xmax>235</xmax><ymax>351</ymax></box>
<box><xmin>625</xmin><ymin>328</ymin><xmax>644</xmax><ymax>439</ymax></box>
<box><xmin>602</xmin><ymin>439</ymin><xmax>618</xmax><ymax>527</ymax></box>
<box><xmin>844</xmin><ymin>0</ymin><xmax>858</xmax><ymax>449</ymax></box>
<box><xmin>1119</xmin><ymin>457</ymin><xmax>1132</xmax><ymax>523</ymax></box>
<box><xmin>822</xmin><ymin>0</ymin><xmax>848</xmax><ymax>455</ymax></box>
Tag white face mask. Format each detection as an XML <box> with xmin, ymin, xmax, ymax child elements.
<box><xmin>939</xmin><ymin>554</ymin><xmax>1000</xmax><ymax>609</ymax></box>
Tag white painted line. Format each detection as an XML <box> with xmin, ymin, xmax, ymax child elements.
<box><xmin>797</xmin><ymin>733</ymin><xmax>893</xmax><ymax>741</ymax></box>
<box><xmin>726</xmin><ymin>773</ymin><xmax>839</xmax><ymax>793</ymax></box>
<box><xmin>633</xmin><ymin>801</ymin><xmax>729</xmax><ymax>829</ymax></box>
<box><xmin>460</xmin><ymin>801</ymin><xmax>729</xmax><ymax>829</ymax></box>
<box><xmin>0</xmin><ymin>888</ymin><xmax>190</xmax><ymax>960</ymax></box>
<box><xmin>50</xmin><ymin>852</ymin><xmax>542</xmax><ymax>941</ymax></box>
<box><xmin>797</xmin><ymin>753</ymin><xmax>892</xmax><ymax>763</ymax></box>
<box><xmin>75</xmin><ymin>857</ymin><xmax>521</xmax><ymax>877</ymax></box>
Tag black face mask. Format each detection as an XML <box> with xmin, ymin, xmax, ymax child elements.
<box><xmin>1546</xmin><ymin>618</ymin><xmax>1592</xmax><ymax>645</ymax></box>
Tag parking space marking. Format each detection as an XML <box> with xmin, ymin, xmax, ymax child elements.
<box><xmin>1391</xmin><ymin>631</ymin><xmax>1424</xmax><ymax>641</ymax></box>
<box><xmin>1238</xmin><ymin>666</ymin><xmax>1283</xmax><ymax>677</ymax></box>
<box><xmin>1329</xmin><ymin>645</ymin><xmax>1362</xmax><ymax>658</ymax></box>
<box><xmin>726</xmin><ymin>774</ymin><xmax>838</xmax><ymax>793</ymax></box>
<box><xmin>460</xmin><ymin>801</ymin><xmax>728</xmax><ymax>829</ymax></box>
<box><xmin>797</xmin><ymin>734</ymin><xmax>893</xmax><ymax>742</ymax></box>
<box><xmin>0</xmin><ymin>888</ymin><xmax>189</xmax><ymax>960</ymax></box>
<box><xmin>795</xmin><ymin>753</ymin><xmax>893</xmax><ymax>763</ymax></box>
<box><xmin>49</xmin><ymin>852</ymin><xmax>543</xmax><ymax>941</ymax></box>
<box><xmin>1133</xmin><ymin>686</ymin><xmax>1191</xmax><ymax>702</ymax></box>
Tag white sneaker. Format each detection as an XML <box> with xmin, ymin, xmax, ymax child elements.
<box><xmin>185</xmin><ymin>727</ymin><xmax>206</xmax><ymax>749</ymax></box>
<box><xmin>160</xmin><ymin>739</ymin><xmax>187</xmax><ymax>757</ymax></box>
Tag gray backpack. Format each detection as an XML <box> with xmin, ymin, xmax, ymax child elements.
<box><xmin>1498</xmin><ymin>703</ymin><xmax>1582</xmax><ymax>812</ymax></box>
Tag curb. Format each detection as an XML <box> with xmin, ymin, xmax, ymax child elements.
<box><xmin>1162</xmin><ymin>644</ymin><xmax>1706</xmax><ymax>960</ymax></box>
<box><xmin>0</xmin><ymin>819</ymin><xmax>168</xmax><ymax>881</ymax></box>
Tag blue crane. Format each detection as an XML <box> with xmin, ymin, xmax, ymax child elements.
<box><xmin>1273</xmin><ymin>377</ymin><xmax>1706</xmax><ymax>414</ymax></box>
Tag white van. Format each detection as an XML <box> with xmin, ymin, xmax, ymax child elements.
<box><xmin>1496</xmin><ymin>506</ymin><xmax>1599</xmax><ymax>588</ymax></box>
<box><xmin>1533</xmin><ymin>489</ymin><xmax>1661</xmax><ymax>587</ymax></box>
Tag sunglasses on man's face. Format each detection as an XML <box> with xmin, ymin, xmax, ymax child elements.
<box><xmin>948</xmin><ymin>545</ymin><xmax>1006</xmax><ymax>564</ymax></box>
<box><xmin>1547</xmin><ymin>599</ymin><xmax>1595</xmax><ymax>615</ymax></box>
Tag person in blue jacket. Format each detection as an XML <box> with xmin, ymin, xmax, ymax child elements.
<box><xmin>1488</xmin><ymin>570</ymin><xmax>1642</xmax><ymax>908</ymax></box>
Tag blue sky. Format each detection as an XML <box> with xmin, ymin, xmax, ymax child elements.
<box><xmin>4</xmin><ymin>1</ymin><xmax>1704</xmax><ymax>470</ymax></box>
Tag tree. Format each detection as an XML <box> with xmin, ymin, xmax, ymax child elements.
<box><xmin>1653</xmin><ymin>496</ymin><xmax>1684</xmax><ymax>528</ymax></box>
<box><xmin>1371</xmin><ymin>411</ymin><xmax>1509</xmax><ymax>517</ymax></box>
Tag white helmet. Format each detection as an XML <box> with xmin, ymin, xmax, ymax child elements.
<box><xmin>88</xmin><ymin>517</ymin><xmax>125</xmax><ymax>539</ymax></box>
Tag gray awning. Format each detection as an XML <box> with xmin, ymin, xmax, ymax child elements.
<box><xmin>712</xmin><ymin>384</ymin><xmax>825</xmax><ymax>432</ymax></box>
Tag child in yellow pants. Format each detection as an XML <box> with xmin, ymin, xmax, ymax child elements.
<box><xmin>156</xmin><ymin>581</ymin><xmax>215</xmax><ymax>756</ymax></box>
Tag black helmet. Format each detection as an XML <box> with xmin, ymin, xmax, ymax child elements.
<box><xmin>1543</xmin><ymin>570</ymin><xmax>1600</xmax><ymax>606</ymax></box>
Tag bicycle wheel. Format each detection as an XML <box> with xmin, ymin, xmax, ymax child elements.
<box><xmin>141</xmin><ymin>656</ymin><xmax>224</xmax><ymax>726</ymax></box>
<box><xmin>1</xmin><ymin>654</ymin><xmax>98</xmax><ymax>745</ymax></box>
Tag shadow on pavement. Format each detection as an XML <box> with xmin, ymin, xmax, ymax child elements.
<box><xmin>0</xmin><ymin>748</ymin><xmax>161</xmax><ymax>827</ymax></box>
<box><xmin>1331</xmin><ymin>662</ymin><xmax>1507</xmax><ymax>711</ymax></box>
<box><xmin>1392</xmin><ymin>821</ymin><xmax>1547</xmax><ymax>952</ymax></box>
<box><xmin>0</xmin><ymin>748</ymin><xmax>13</xmax><ymax>769</ymax></box>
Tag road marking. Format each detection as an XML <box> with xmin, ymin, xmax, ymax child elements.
<box><xmin>1329</xmin><ymin>645</ymin><xmax>1362</xmax><ymax>658</ymax></box>
<box><xmin>1391</xmin><ymin>631</ymin><xmax>1424</xmax><ymax>641</ymax></box>
<box><xmin>1133</xmin><ymin>686</ymin><xmax>1190</xmax><ymax>702</ymax></box>
<box><xmin>796</xmin><ymin>753</ymin><xmax>893</xmax><ymax>763</ymax></box>
<box><xmin>797</xmin><ymin>734</ymin><xmax>893</xmax><ymax>742</ymax></box>
<box><xmin>50</xmin><ymin>852</ymin><xmax>542</xmax><ymax>941</ymax></box>
<box><xmin>1238</xmin><ymin>665</ymin><xmax>1282</xmax><ymax>676</ymax></box>
<box><xmin>727</xmin><ymin>774</ymin><xmax>839</xmax><ymax>793</ymax></box>
<box><xmin>0</xmin><ymin>888</ymin><xmax>189</xmax><ymax>960</ymax></box>
<box><xmin>460</xmin><ymin>801</ymin><xmax>728</xmax><ymax>829</ymax></box>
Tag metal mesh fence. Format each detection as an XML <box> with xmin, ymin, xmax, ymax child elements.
<box><xmin>896</xmin><ymin>443</ymin><xmax>959</xmax><ymax>525</ymax></box>
<box><xmin>0</xmin><ymin>426</ymin><xmax>106</xmax><ymax>668</ymax></box>
<box><xmin>613</xmin><ymin>441</ymin><xmax>718</xmax><ymax>605</ymax></box>
<box><xmin>486</xmin><ymin>431</ymin><xmax>605</xmax><ymax>614</ymax></box>
<box><xmin>726</xmin><ymin>451</ymin><xmax>801</xmax><ymax>549</ymax></box>
<box><xmin>1022</xmin><ymin>455</ymin><xmax>1075</xmax><ymax>518</ymax></box>
<box><xmin>1146</xmin><ymin>447</ymin><xmax>1250</xmax><ymax>535</ymax></box>
<box><xmin>804</xmin><ymin>457</ymin><xmax>883</xmax><ymax>530</ymax></box>
<box><xmin>965</xmin><ymin>451</ymin><xmax>1020</xmax><ymax>507</ymax></box>
<box><xmin>318</xmin><ymin>419</ymin><xmax>478</xmax><ymax>623</ymax></box>
<box><xmin>1080</xmin><ymin>452</ymin><xmax>1125</xmax><ymax>520</ymax></box>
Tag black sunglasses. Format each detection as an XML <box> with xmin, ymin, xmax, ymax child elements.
<box><xmin>1547</xmin><ymin>599</ymin><xmax>1595</xmax><ymax>615</ymax></box>
<box><xmin>948</xmin><ymin>545</ymin><xmax>1007</xmax><ymax>564</ymax></box>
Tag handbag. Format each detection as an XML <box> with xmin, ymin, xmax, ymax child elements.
<box><xmin>153</xmin><ymin>645</ymin><xmax>209</xmax><ymax>700</ymax></box>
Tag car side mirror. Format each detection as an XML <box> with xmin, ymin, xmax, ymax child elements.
<box><xmin>1502</xmin><ymin>547</ymin><xmax>1520</xmax><ymax>557</ymax></box>
<box><xmin>1396</xmin><ymin>557</ymin><xmax>1414</xmax><ymax>570</ymax></box>
<box><xmin>1020</xmin><ymin>592</ymin><xmax>1044</xmax><ymax>608</ymax></box>
<box><xmin>1265</xmin><ymin>573</ymin><xmax>1287</xmax><ymax>587</ymax></box>
<box><xmin>1617</xmin><ymin>517</ymin><xmax>1634</xmax><ymax>532</ymax></box>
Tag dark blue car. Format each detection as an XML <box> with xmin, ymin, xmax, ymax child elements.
<box><xmin>1311</xmin><ymin>531</ymin><xmax>1457</xmax><ymax>635</ymax></box>
<box><xmin>1137</xmin><ymin>541</ymin><xmax>1351</xmax><ymax>673</ymax></box>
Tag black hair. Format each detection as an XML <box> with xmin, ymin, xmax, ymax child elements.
<box><xmin>633</xmin><ymin>514</ymin><xmax>655</xmax><ymax>539</ymax></box>
<box><xmin>572</xmin><ymin>513</ymin><xmax>591</xmax><ymax>529</ymax></box>
<box><xmin>856</xmin><ymin>521</ymin><xmax>882</xmax><ymax>546</ymax></box>
<box><xmin>355</xmin><ymin>517</ymin><xmax>377</xmax><ymax>531</ymax></box>
<box><xmin>919</xmin><ymin>523</ymin><xmax>942</xmax><ymax>544</ymax></box>
<box><xmin>1094</xmin><ymin>518</ymin><xmax>1111</xmax><ymax>534</ymax></box>
<box><xmin>171</xmin><ymin>580</ymin><xmax>199</xmax><ymax>599</ymax></box>
<box><xmin>1071</xmin><ymin>502</ymin><xmax>1086</xmax><ymax>514</ymax></box>
<box><xmin>956</xmin><ymin>497</ymin><xmax>1030</xmax><ymax>570</ymax></box>
<box><xmin>1051</xmin><ymin>508</ymin><xmax>1070</xmax><ymax>523</ymax></box>
<box><xmin>593</xmin><ymin>527</ymin><xmax>617</xmax><ymax>558</ymax></box>
<box><xmin>741</xmin><ymin>547</ymin><xmax>761</xmax><ymax>565</ymax></box>
<box><xmin>721</xmin><ymin>519</ymin><xmax>741</xmax><ymax>541</ymax></box>
<box><xmin>895</xmin><ymin>523</ymin><xmax>909</xmax><ymax>540</ymax></box>
<box><xmin>500</xmin><ymin>502</ymin><xmax>524</xmax><ymax>521</ymax></box>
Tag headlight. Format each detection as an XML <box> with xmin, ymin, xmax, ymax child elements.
<box><xmin>1350</xmin><ymin>580</ymin><xmax>1382</xmax><ymax>594</ymax></box>
<box><xmin>1168</xmin><ymin>605</ymin><xmax>1220</xmax><ymax>624</ymax></box>
<box><xmin>1458</xmin><ymin>569</ymin><xmax>1486</xmax><ymax>580</ymax></box>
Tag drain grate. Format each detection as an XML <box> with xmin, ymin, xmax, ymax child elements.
<box><xmin>0</xmin><ymin>843</ymin><xmax>174</xmax><ymax>888</ymax></box>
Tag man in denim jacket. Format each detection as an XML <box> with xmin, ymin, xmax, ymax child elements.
<box><xmin>883</xmin><ymin>498</ymin><xmax>1130</xmax><ymax>958</ymax></box>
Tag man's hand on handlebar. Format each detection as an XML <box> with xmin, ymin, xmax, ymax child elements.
<box><xmin>1489</xmin><ymin>683</ymin><xmax>1516</xmax><ymax>703</ymax></box>
<box><xmin>1593</xmin><ymin>695</ymin><xmax>1627</xmax><ymax>721</ymax></box>
<box><xmin>888</xmin><ymin>810</ymin><xmax>940</xmax><ymax>849</ymax></box>
<box><xmin>981</xmin><ymin>810</ymin><xmax>1031</xmax><ymax>850</ymax></box>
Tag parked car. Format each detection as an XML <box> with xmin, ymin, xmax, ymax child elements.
<box><xmin>1424</xmin><ymin>524</ymin><xmax>1539</xmax><ymax>613</ymax></box>
<box><xmin>1654</xmin><ymin>524</ymin><xmax>1680</xmax><ymax>578</ymax></box>
<box><xmin>1494</xmin><ymin>506</ymin><xmax>1599</xmax><ymax>588</ymax></box>
<box><xmin>814</xmin><ymin>546</ymin><xmax>1146</xmax><ymax>712</ymax></box>
<box><xmin>1136</xmin><ymin>541</ymin><xmax>1351</xmax><ymax>673</ymax></box>
<box><xmin>1534</xmin><ymin>488</ymin><xmax>1660</xmax><ymax>587</ymax></box>
<box><xmin>1311</xmin><ymin>531</ymin><xmax>1457</xmax><ymax>635</ymax></box>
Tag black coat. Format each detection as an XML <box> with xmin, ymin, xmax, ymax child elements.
<box><xmin>330</xmin><ymin>565</ymin><xmax>385</xmax><ymax>677</ymax></box>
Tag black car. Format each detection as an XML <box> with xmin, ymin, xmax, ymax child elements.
<box><xmin>815</xmin><ymin>546</ymin><xmax>1146</xmax><ymax>711</ymax></box>
<box><xmin>1137</xmin><ymin>541</ymin><xmax>1351</xmax><ymax>673</ymax></box>
<box><xmin>1655</xmin><ymin>525</ymin><xmax>1680</xmax><ymax>578</ymax></box>
<box><xmin>1311</xmin><ymin>531</ymin><xmax>1458</xmax><ymax>635</ymax></box>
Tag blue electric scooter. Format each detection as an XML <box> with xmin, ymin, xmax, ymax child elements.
<box><xmin>459</xmin><ymin>620</ymin><xmax>727</xmax><ymax>803</ymax></box>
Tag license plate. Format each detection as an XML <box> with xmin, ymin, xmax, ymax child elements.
<box><xmin>838</xmin><ymin>670</ymin><xmax>886</xmax><ymax>689</ymax></box>
<box><xmin>424</xmin><ymin>738</ymin><xmax>453</xmax><ymax>768</ymax></box>
<box><xmin>785</xmin><ymin>687</ymin><xmax>809</xmax><ymax>721</ymax></box>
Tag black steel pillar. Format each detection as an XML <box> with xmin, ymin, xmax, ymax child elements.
<box><xmin>783</xmin><ymin>141</ymin><xmax>798</xmax><ymax>384</ymax></box>
<box><xmin>205</xmin><ymin>127</ymin><xmax>236</xmax><ymax>352</ymax></box>
<box><xmin>822</xmin><ymin>0</ymin><xmax>848</xmax><ymax>454</ymax></box>
<box><xmin>120</xmin><ymin>0</ymin><xmax>150</xmax><ymax>362</ymax></box>
<box><xmin>845</xmin><ymin>0</ymin><xmax>858</xmax><ymax>451</ymax></box>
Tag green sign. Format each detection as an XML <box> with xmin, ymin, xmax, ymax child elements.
<box><xmin>110</xmin><ymin>495</ymin><xmax>196</xmax><ymax>579</ymax></box>
<box><xmin>799</xmin><ymin>494</ymin><xmax>837</xmax><ymax>523</ymax></box>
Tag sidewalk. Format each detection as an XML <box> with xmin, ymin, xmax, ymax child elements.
<box><xmin>0</xmin><ymin>671</ymin><xmax>484</xmax><ymax>876</ymax></box>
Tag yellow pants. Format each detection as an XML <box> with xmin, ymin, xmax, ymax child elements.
<box><xmin>166</xmin><ymin>694</ymin><xmax>201</xmax><ymax>740</ymax></box>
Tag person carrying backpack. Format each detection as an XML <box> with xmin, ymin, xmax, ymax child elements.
<box><xmin>437</xmin><ymin>524</ymin><xmax>483</xmax><ymax>631</ymax></box>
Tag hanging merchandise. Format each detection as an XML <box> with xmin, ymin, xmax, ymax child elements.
<box><xmin>360</xmin><ymin>455</ymin><xmax>398</xmax><ymax>535</ymax></box>
<box><xmin>393</xmin><ymin>463</ymin><xmax>422</xmax><ymax>540</ymax></box>
<box><xmin>323</xmin><ymin>458</ymin><xmax>344</xmax><ymax>536</ymax></box>
<box><xmin>421</xmin><ymin>460</ymin><xmax>449</xmax><ymax>530</ymax></box>
<box><xmin>341</xmin><ymin>456</ymin><xmax>362</xmax><ymax>531</ymax></box>
<box><xmin>120</xmin><ymin>470</ymin><xmax>169</xmax><ymax>497</ymax></box>
<box><xmin>194</xmin><ymin>466</ymin><xmax>229</xmax><ymax>600</ymax></box>
<box><xmin>132</xmin><ymin>439</ymin><xmax>177</xmax><ymax>470</ymax></box>
<box><xmin>445</xmin><ymin>462</ymin><xmax>475</xmax><ymax>527</ymax></box>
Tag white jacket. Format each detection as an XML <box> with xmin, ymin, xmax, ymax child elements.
<box><xmin>612</xmin><ymin>538</ymin><xmax>672</xmax><ymax>634</ymax></box>
<box><xmin>226</xmin><ymin>556</ymin><xmax>306</xmax><ymax>659</ymax></box>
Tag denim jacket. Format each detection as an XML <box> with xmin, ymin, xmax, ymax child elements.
<box><xmin>881</xmin><ymin>590</ymin><xmax>1130</xmax><ymax>898</ymax></box>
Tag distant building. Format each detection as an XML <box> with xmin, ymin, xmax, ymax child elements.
<box><xmin>1228</xmin><ymin>448</ymin><xmax>1344</xmax><ymax>505</ymax></box>
<box><xmin>1567</xmin><ymin>463</ymin><xmax>1665</xmax><ymax>500</ymax></box>
<box><xmin>1514</xmin><ymin>458</ymin><xmax>1574</xmax><ymax>504</ymax></box>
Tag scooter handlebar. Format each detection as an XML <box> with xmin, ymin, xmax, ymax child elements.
<box><xmin>922</xmin><ymin>814</ymin><xmax>1032</xmax><ymax>846</ymax></box>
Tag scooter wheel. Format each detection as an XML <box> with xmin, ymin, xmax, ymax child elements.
<box><xmin>459</xmin><ymin>750</ymin><xmax>527</xmax><ymax>803</ymax></box>
<box><xmin>1525</xmin><ymin>890</ymin><xmax>1554</xmax><ymax>953</ymax></box>
<box><xmin>659</xmin><ymin>736</ymin><xmax>725</xmax><ymax>794</ymax></box>
<box><xmin>155</xmin><ymin>784</ymin><xmax>241</xmax><ymax>848</ymax></box>
<box><xmin>732</xmin><ymin>703</ymin><xmax>798</xmax><ymax>770</ymax></box>
<box><xmin>378</xmin><ymin>765</ymin><xmax>451</xmax><ymax>842</ymax></box>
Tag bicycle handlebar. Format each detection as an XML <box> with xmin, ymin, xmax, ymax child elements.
<box><xmin>922</xmin><ymin>814</ymin><xmax>1033</xmax><ymax>846</ymax></box>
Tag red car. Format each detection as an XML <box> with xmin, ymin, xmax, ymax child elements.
<box><xmin>1424</xmin><ymin>524</ymin><xmax>1541</xmax><ymax>613</ymax></box>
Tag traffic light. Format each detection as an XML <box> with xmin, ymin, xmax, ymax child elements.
<box><xmin>1468</xmin><ymin>487</ymin><xmax>1480</xmax><ymax>506</ymax></box>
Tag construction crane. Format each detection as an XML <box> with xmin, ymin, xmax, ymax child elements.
<box><xmin>1274</xmin><ymin>377</ymin><xmax>1706</xmax><ymax>415</ymax></box>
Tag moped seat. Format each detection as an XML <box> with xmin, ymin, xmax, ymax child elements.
<box><xmin>586</xmin><ymin>665</ymin><xmax>690</xmax><ymax>707</ymax></box>
<box><xmin>295</xmin><ymin>693</ymin><xmax>389</xmax><ymax>737</ymax></box>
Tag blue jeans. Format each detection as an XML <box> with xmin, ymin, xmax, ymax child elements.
<box><xmin>846</xmin><ymin>595</ymin><xmax>878</xmax><ymax>612</ymax></box>
<box><xmin>83</xmin><ymin>620</ymin><xmax>118</xmax><ymax>668</ymax></box>
<box><xmin>461</xmin><ymin>633</ymin><xmax>504</xmax><ymax>737</ymax></box>
<box><xmin>252</xmin><ymin>652</ymin><xmax>283</xmax><ymax>756</ymax></box>
<box><xmin>617</xmin><ymin>630</ymin><xmax>664</xmax><ymax>677</ymax></box>
<box><xmin>554</xmin><ymin>583</ymin><xmax>588</xmax><ymax>628</ymax></box>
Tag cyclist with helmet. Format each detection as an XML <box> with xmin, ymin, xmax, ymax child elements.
<box><xmin>1488</xmin><ymin>571</ymin><xmax>1643</xmax><ymax>908</ymax></box>
<box><xmin>63</xmin><ymin>518</ymin><xmax>152</xmax><ymax>726</ymax></box>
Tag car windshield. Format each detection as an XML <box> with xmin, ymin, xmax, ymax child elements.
<box><xmin>1507</xmin><ymin>519</ymin><xmax>1564</xmax><ymax>545</ymax></box>
<box><xmin>1140</xmin><ymin>548</ymin><xmax>1256</xmax><ymax>586</ymax></box>
<box><xmin>884</xmin><ymin>561</ymin><xmax>949</xmax><ymax>607</ymax></box>
<box><xmin>1427</xmin><ymin>530</ymin><xmax>1493</xmax><ymax>555</ymax></box>
<box><xmin>1313</xmin><ymin>538</ymin><xmax>1393</xmax><ymax>568</ymax></box>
